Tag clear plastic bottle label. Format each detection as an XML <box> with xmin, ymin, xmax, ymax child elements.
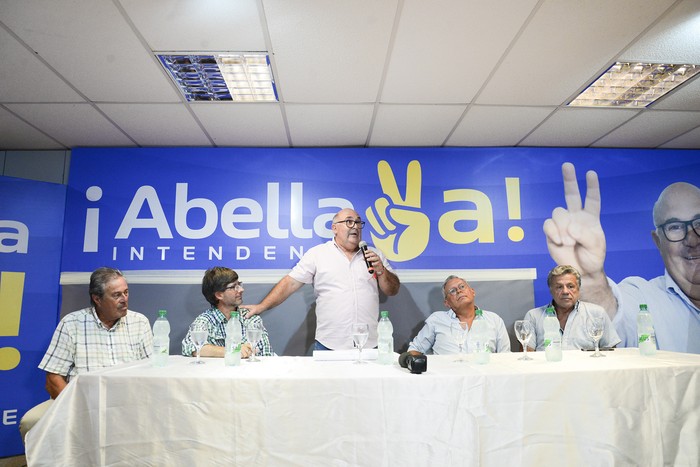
<box><xmin>225</xmin><ymin>343</ymin><xmax>242</xmax><ymax>366</ymax></box>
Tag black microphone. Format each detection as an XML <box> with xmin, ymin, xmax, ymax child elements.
<box><xmin>398</xmin><ymin>352</ymin><xmax>427</xmax><ymax>374</ymax></box>
<box><xmin>358</xmin><ymin>241</ymin><xmax>374</xmax><ymax>275</ymax></box>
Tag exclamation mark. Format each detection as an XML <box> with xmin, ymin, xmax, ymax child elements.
<box><xmin>0</xmin><ymin>271</ymin><xmax>25</xmax><ymax>371</ymax></box>
<box><xmin>505</xmin><ymin>178</ymin><xmax>524</xmax><ymax>242</ymax></box>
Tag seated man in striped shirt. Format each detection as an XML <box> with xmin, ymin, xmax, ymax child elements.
<box><xmin>181</xmin><ymin>266</ymin><xmax>273</xmax><ymax>359</ymax></box>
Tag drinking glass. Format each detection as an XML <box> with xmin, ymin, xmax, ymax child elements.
<box><xmin>189</xmin><ymin>322</ymin><xmax>208</xmax><ymax>364</ymax></box>
<box><xmin>246</xmin><ymin>321</ymin><xmax>263</xmax><ymax>363</ymax></box>
<box><xmin>450</xmin><ymin>322</ymin><xmax>467</xmax><ymax>362</ymax></box>
<box><xmin>514</xmin><ymin>320</ymin><xmax>533</xmax><ymax>361</ymax></box>
<box><xmin>352</xmin><ymin>323</ymin><xmax>369</xmax><ymax>364</ymax></box>
<box><xmin>586</xmin><ymin>315</ymin><xmax>605</xmax><ymax>357</ymax></box>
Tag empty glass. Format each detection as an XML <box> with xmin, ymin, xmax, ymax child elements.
<box><xmin>586</xmin><ymin>315</ymin><xmax>605</xmax><ymax>357</ymax></box>
<box><xmin>514</xmin><ymin>320</ymin><xmax>533</xmax><ymax>361</ymax></box>
<box><xmin>189</xmin><ymin>322</ymin><xmax>208</xmax><ymax>364</ymax></box>
<box><xmin>246</xmin><ymin>321</ymin><xmax>263</xmax><ymax>362</ymax></box>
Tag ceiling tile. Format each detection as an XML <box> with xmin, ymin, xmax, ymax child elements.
<box><xmin>522</xmin><ymin>107</ymin><xmax>639</xmax><ymax>147</ymax></box>
<box><xmin>285</xmin><ymin>104</ymin><xmax>373</xmax><ymax>147</ymax></box>
<box><xmin>1</xmin><ymin>0</ymin><xmax>699</xmax><ymax>151</ymax></box>
<box><xmin>191</xmin><ymin>103</ymin><xmax>289</xmax><ymax>146</ymax></box>
<box><xmin>592</xmin><ymin>110</ymin><xmax>700</xmax><ymax>147</ymax></box>
<box><xmin>5</xmin><ymin>103</ymin><xmax>135</xmax><ymax>147</ymax></box>
<box><xmin>264</xmin><ymin>0</ymin><xmax>398</xmax><ymax>102</ymax></box>
<box><xmin>0</xmin><ymin>107</ymin><xmax>63</xmax><ymax>149</ymax></box>
<box><xmin>0</xmin><ymin>28</ymin><xmax>83</xmax><ymax>103</ymax></box>
<box><xmin>476</xmin><ymin>0</ymin><xmax>676</xmax><ymax>106</ymax></box>
<box><xmin>620</xmin><ymin>0</ymin><xmax>700</xmax><ymax>64</ymax></box>
<box><xmin>0</xmin><ymin>0</ymin><xmax>180</xmax><ymax>102</ymax></box>
<box><xmin>120</xmin><ymin>0</ymin><xmax>266</xmax><ymax>51</ymax></box>
<box><xmin>97</xmin><ymin>103</ymin><xmax>212</xmax><ymax>146</ymax></box>
<box><xmin>652</xmin><ymin>76</ymin><xmax>700</xmax><ymax>111</ymax></box>
<box><xmin>381</xmin><ymin>0</ymin><xmax>538</xmax><ymax>104</ymax></box>
<box><xmin>447</xmin><ymin>105</ymin><xmax>553</xmax><ymax>146</ymax></box>
<box><xmin>659</xmin><ymin>126</ymin><xmax>700</xmax><ymax>149</ymax></box>
<box><xmin>370</xmin><ymin>104</ymin><xmax>465</xmax><ymax>146</ymax></box>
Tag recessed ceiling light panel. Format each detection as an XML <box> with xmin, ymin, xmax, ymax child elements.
<box><xmin>158</xmin><ymin>53</ymin><xmax>278</xmax><ymax>102</ymax></box>
<box><xmin>569</xmin><ymin>62</ymin><xmax>700</xmax><ymax>108</ymax></box>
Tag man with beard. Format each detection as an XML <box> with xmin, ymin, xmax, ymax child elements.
<box><xmin>20</xmin><ymin>267</ymin><xmax>152</xmax><ymax>440</ymax></box>
<box><xmin>544</xmin><ymin>163</ymin><xmax>700</xmax><ymax>353</ymax></box>
<box><xmin>181</xmin><ymin>267</ymin><xmax>273</xmax><ymax>359</ymax></box>
<box><xmin>245</xmin><ymin>208</ymin><xmax>400</xmax><ymax>351</ymax></box>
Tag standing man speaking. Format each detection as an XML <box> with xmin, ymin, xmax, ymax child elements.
<box><xmin>245</xmin><ymin>208</ymin><xmax>400</xmax><ymax>351</ymax></box>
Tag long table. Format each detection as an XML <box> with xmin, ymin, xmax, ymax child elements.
<box><xmin>26</xmin><ymin>349</ymin><xmax>700</xmax><ymax>466</ymax></box>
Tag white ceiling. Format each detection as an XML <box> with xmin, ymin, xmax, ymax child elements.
<box><xmin>1</xmin><ymin>0</ymin><xmax>700</xmax><ymax>150</ymax></box>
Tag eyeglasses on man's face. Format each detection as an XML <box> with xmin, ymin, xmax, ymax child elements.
<box><xmin>224</xmin><ymin>282</ymin><xmax>243</xmax><ymax>292</ymax></box>
<box><xmin>447</xmin><ymin>283</ymin><xmax>469</xmax><ymax>296</ymax></box>
<box><xmin>657</xmin><ymin>218</ymin><xmax>700</xmax><ymax>242</ymax></box>
<box><xmin>333</xmin><ymin>219</ymin><xmax>366</xmax><ymax>229</ymax></box>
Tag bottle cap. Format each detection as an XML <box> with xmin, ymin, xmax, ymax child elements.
<box><xmin>380</xmin><ymin>310</ymin><xmax>389</xmax><ymax>318</ymax></box>
<box><xmin>475</xmin><ymin>307</ymin><xmax>483</xmax><ymax>316</ymax></box>
<box><xmin>639</xmin><ymin>304</ymin><xmax>648</xmax><ymax>311</ymax></box>
<box><xmin>158</xmin><ymin>309</ymin><xmax>167</xmax><ymax>317</ymax></box>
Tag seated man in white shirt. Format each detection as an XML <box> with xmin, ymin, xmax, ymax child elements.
<box><xmin>524</xmin><ymin>265</ymin><xmax>620</xmax><ymax>351</ymax></box>
<box><xmin>19</xmin><ymin>267</ymin><xmax>152</xmax><ymax>442</ymax></box>
<box><xmin>407</xmin><ymin>275</ymin><xmax>510</xmax><ymax>355</ymax></box>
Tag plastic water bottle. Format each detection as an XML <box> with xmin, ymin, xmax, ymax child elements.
<box><xmin>225</xmin><ymin>310</ymin><xmax>243</xmax><ymax>366</ymax></box>
<box><xmin>543</xmin><ymin>305</ymin><xmax>562</xmax><ymax>362</ymax></box>
<box><xmin>377</xmin><ymin>310</ymin><xmax>394</xmax><ymax>365</ymax></box>
<box><xmin>152</xmin><ymin>309</ymin><xmax>170</xmax><ymax>367</ymax></box>
<box><xmin>637</xmin><ymin>304</ymin><xmax>657</xmax><ymax>356</ymax></box>
<box><xmin>470</xmin><ymin>308</ymin><xmax>491</xmax><ymax>364</ymax></box>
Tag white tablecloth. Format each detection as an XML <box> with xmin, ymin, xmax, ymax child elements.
<box><xmin>26</xmin><ymin>349</ymin><xmax>700</xmax><ymax>466</ymax></box>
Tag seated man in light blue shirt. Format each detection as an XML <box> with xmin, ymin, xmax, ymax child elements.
<box><xmin>407</xmin><ymin>275</ymin><xmax>510</xmax><ymax>355</ymax></box>
<box><xmin>524</xmin><ymin>265</ymin><xmax>620</xmax><ymax>351</ymax></box>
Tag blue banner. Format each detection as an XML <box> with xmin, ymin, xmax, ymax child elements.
<box><xmin>0</xmin><ymin>176</ymin><xmax>66</xmax><ymax>456</ymax></box>
<box><xmin>62</xmin><ymin>147</ymin><xmax>698</xmax><ymax>305</ymax></box>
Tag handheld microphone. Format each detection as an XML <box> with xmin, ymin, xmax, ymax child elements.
<box><xmin>358</xmin><ymin>241</ymin><xmax>374</xmax><ymax>275</ymax></box>
<box><xmin>398</xmin><ymin>352</ymin><xmax>427</xmax><ymax>374</ymax></box>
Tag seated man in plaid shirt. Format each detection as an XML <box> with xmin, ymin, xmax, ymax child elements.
<box><xmin>20</xmin><ymin>267</ymin><xmax>153</xmax><ymax>441</ymax></box>
<box><xmin>182</xmin><ymin>266</ymin><xmax>274</xmax><ymax>359</ymax></box>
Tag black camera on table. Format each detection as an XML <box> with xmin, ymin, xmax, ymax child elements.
<box><xmin>398</xmin><ymin>352</ymin><xmax>427</xmax><ymax>374</ymax></box>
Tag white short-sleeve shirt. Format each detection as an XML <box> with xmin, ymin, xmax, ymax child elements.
<box><xmin>288</xmin><ymin>240</ymin><xmax>394</xmax><ymax>350</ymax></box>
